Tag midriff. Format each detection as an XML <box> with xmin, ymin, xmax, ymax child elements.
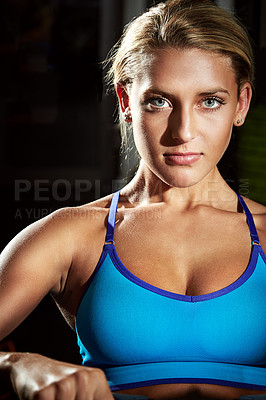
<box><xmin>116</xmin><ymin>383</ymin><xmax>266</xmax><ymax>399</ymax></box>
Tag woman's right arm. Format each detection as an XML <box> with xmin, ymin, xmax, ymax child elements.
<box><xmin>0</xmin><ymin>352</ymin><xmax>113</xmax><ymax>400</ymax></box>
<box><xmin>0</xmin><ymin>209</ymin><xmax>113</xmax><ymax>399</ymax></box>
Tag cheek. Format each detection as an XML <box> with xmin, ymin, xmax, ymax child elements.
<box><xmin>206</xmin><ymin>122</ymin><xmax>233</xmax><ymax>158</ymax></box>
<box><xmin>133</xmin><ymin>110</ymin><xmax>169</xmax><ymax>142</ymax></box>
<box><xmin>132</xmin><ymin>113</ymin><xmax>158</xmax><ymax>148</ymax></box>
<box><xmin>132</xmin><ymin>121</ymin><xmax>153</xmax><ymax>158</ymax></box>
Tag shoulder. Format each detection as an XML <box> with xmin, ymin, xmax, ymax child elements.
<box><xmin>240</xmin><ymin>196</ymin><xmax>266</xmax><ymax>249</ymax></box>
<box><xmin>10</xmin><ymin>192</ymin><xmax>115</xmax><ymax>245</ymax></box>
<box><xmin>59</xmin><ymin>193</ymin><xmax>115</xmax><ymax>235</ymax></box>
<box><xmin>28</xmin><ymin>192</ymin><xmax>115</xmax><ymax>235</ymax></box>
<box><xmin>1</xmin><ymin>193</ymin><xmax>115</xmax><ymax>287</ymax></box>
<box><xmin>241</xmin><ymin>196</ymin><xmax>266</xmax><ymax>215</ymax></box>
<box><xmin>0</xmin><ymin>193</ymin><xmax>118</xmax><ymax>336</ymax></box>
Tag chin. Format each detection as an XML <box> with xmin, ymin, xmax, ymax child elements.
<box><xmin>157</xmin><ymin>171</ymin><xmax>204</xmax><ymax>189</ymax></box>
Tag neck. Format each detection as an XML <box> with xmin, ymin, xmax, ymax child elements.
<box><xmin>122</xmin><ymin>160</ymin><xmax>236</xmax><ymax>210</ymax></box>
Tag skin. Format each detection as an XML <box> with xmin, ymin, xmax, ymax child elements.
<box><xmin>118</xmin><ymin>48</ymin><xmax>250</xmax><ymax>192</ymax></box>
<box><xmin>0</xmin><ymin>47</ymin><xmax>265</xmax><ymax>400</ymax></box>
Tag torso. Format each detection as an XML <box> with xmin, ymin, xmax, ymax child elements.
<box><xmin>51</xmin><ymin>191</ymin><xmax>266</xmax><ymax>399</ymax></box>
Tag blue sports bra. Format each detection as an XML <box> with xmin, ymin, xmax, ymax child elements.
<box><xmin>75</xmin><ymin>191</ymin><xmax>266</xmax><ymax>392</ymax></box>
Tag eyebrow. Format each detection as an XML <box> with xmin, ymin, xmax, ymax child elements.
<box><xmin>142</xmin><ymin>87</ymin><xmax>231</xmax><ymax>98</ymax></box>
<box><xmin>199</xmin><ymin>88</ymin><xmax>230</xmax><ymax>97</ymax></box>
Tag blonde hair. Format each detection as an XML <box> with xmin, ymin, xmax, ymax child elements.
<box><xmin>106</xmin><ymin>0</ymin><xmax>254</xmax><ymax>146</ymax></box>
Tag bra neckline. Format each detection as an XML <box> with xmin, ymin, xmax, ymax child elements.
<box><xmin>106</xmin><ymin>240</ymin><xmax>260</xmax><ymax>303</ymax></box>
<box><xmin>104</xmin><ymin>190</ymin><xmax>262</xmax><ymax>303</ymax></box>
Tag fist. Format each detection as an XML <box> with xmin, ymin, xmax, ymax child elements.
<box><xmin>8</xmin><ymin>353</ymin><xmax>113</xmax><ymax>400</ymax></box>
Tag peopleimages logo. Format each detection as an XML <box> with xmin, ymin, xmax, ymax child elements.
<box><xmin>14</xmin><ymin>179</ymin><xmax>125</xmax><ymax>202</ymax></box>
<box><xmin>238</xmin><ymin>178</ymin><xmax>249</xmax><ymax>197</ymax></box>
<box><xmin>13</xmin><ymin>179</ymin><xmax>126</xmax><ymax>220</ymax></box>
<box><xmin>14</xmin><ymin>178</ymin><xmax>250</xmax><ymax>203</ymax></box>
<box><xmin>13</xmin><ymin>178</ymin><xmax>249</xmax><ymax>221</ymax></box>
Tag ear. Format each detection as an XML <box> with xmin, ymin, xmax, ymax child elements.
<box><xmin>233</xmin><ymin>82</ymin><xmax>252</xmax><ymax>127</ymax></box>
<box><xmin>116</xmin><ymin>84</ymin><xmax>132</xmax><ymax>123</ymax></box>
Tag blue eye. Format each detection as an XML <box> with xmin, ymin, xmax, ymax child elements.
<box><xmin>149</xmin><ymin>98</ymin><xmax>169</xmax><ymax>108</ymax></box>
<box><xmin>202</xmin><ymin>97</ymin><xmax>226</xmax><ymax>111</ymax></box>
<box><xmin>150</xmin><ymin>98</ymin><xmax>168</xmax><ymax>108</ymax></box>
<box><xmin>203</xmin><ymin>98</ymin><xmax>219</xmax><ymax>108</ymax></box>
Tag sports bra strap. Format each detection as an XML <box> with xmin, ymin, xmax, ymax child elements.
<box><xmin>105</xmin><ymin>190</ymin><xmax>121</xmax><ymax>244</ymax></box>
<box><xmin>236</xmin><ymin>193</ymin><xmax>260</xmax><ymax>245</ymax></box>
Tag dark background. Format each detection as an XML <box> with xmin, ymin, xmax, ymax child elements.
<box><xmin>0</xmin><ymin>0</ymin><xmax>265</xmax><ymax>365</ymax></box>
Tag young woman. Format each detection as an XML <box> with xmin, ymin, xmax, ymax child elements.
<box><xmin>0</xmin><ymin>0</ymin><xmax>265</xmax><ymax>399</ymax></box>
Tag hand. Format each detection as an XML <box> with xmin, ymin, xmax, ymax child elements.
<box><xmin>8</xmin><ymin>353</ymin><xmax>113</xmax><ymax>400</ymax></box>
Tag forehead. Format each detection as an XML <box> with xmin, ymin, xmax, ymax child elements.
<box><xmin>132</xmin><ymin>48</ymin><xmax>237</xmax><ymax>94</ymax></box>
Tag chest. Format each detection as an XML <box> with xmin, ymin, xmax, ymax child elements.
<box><xmin>57</xmin><ymin>205</ymin><xmax>253</xmax><ymax>325</ymax></box>
<box><xmin>113</xmin><ymin>206</ymin><xmax>252</xmax><ymax>296</ymax></box>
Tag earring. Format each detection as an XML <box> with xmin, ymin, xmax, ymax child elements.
<box><xmin>124</xmin><ymin>106</ymin><xmax>132</xmax><ymax>122</ymax></box>
<box><xmin>236</xmin><ymin>118</ymin><xmax>243</xmax><ymax>125</ymax></box>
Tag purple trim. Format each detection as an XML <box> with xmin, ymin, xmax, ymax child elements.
<box><xmin>108</xmin><ymin>244</ymin><xmax>259</xmax><ymax>302</ymax></box>
<box><xmin>259</xmin><ymin>245</ymin><xmax>266</xmax><ymax>264</ymax></box>
<box><xmin>76</xmin><ymin>190</ymin><xmax>266</xmax><ymax>313</ymax></box>
<box><xmin>110</xmin><ymin>378</ymin><xmax>266</xmax><ymax>391</ymax></box>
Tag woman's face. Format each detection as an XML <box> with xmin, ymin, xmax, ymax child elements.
<box><xmin>118</xmin><ymin>48</ymin><xmax>251</xmax><ymax>188</ymax></box>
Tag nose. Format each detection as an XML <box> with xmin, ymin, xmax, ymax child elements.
<box><xmin>169</xmin><ymin>106</ymin><xmax>195</xmax><ymax>144</ymax></box>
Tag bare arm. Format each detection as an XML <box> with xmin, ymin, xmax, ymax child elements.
<box><xmin>0</xmin><ymin>209</ymin><xmax>113</xmax><ymax>399</ymax></box>
<box><xmin>0</xmin><ymin>210</ymin><xmax>72</xmax><ymax>340</ymax></box>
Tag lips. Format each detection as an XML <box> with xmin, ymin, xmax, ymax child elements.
<box><xmin>163</xmin><ymin>152</ymin><xmax>202</xmax><ymax>165</ymax></box>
